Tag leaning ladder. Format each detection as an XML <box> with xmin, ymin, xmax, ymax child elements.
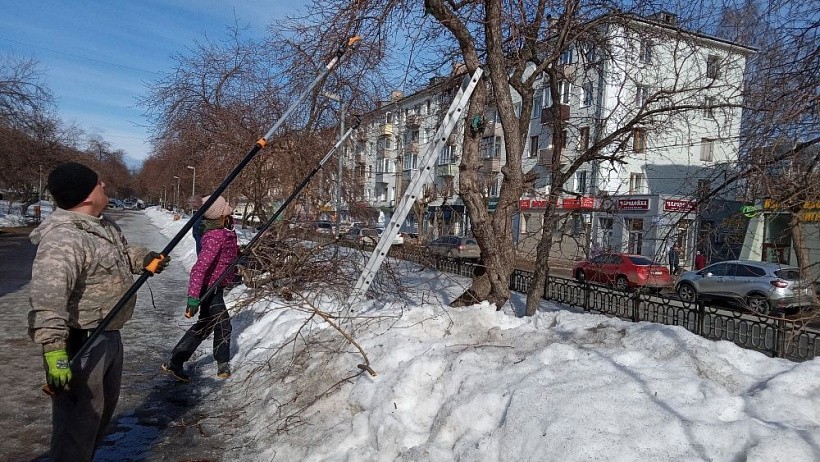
<box><xmin>350</xmin><ymin>68</ymin><xmax>484</xmax><ymax>301</ymax></box>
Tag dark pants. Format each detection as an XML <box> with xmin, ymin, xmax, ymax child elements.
<box><xmin>51</xmin><ymin>330</ymin><xmax>123</xmax><ymax>462</ymax></box>
<box><xmin>170</xmin><ymin>288</ymin><xmax>232</xmax><ymax>367</ymax></box>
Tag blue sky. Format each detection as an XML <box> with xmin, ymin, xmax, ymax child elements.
<box><xmin>0</xmin><ymin>1</ymin><xmax>307</xmax><ymax>167</ymax></box>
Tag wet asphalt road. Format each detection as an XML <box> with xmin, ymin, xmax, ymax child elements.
<box><xmin>0</xmin><ymin>210</ymin><xmax>230</xmax><ymax>461</ymax></box>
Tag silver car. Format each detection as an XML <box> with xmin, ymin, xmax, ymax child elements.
<box><xmin>426</xmin><ymin>236</ymin><xmax>481</xmax><ymax>260</ymax></box>
<box><xmin>675</xmin><ymin>260</ymin><xmax>815</xmax><ymax>314</ymax></box>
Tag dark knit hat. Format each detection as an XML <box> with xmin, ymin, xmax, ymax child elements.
<box><xmin>48</xmin><ymin>162</ymin><xmax>99</xmax><ymax>210</ymax></box>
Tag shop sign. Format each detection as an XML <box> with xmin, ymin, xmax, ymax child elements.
<box><xmin>561</xmin><ymin>196</ymin><xmax>595</xmax><ymax>209</ymax></box>
<box><xmin>519</xmin><ymin>198</ymin><xmax>549</xmax><ymax>210</ymax></box>
<box><xmin>663</xmin><ymin>199</ymin><xmax>697</xmax><ymax>212</ymax></box>
<box><xmin>617</xmin><ymin>198</ymin><xmax>649</xmax><ymax>210</ymax></box>
<box><xmin>763</xmin><ymin>199</ymin><xmax>820</xmax><ymax>210</ymax></box>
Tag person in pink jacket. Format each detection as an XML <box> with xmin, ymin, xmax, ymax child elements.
<box><xmin>163</xmin><ymin>195</ymin><xmax>239</xmax><ymax>382</ymax></box>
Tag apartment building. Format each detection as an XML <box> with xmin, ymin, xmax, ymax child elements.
<box><xmin>351</xmin><ymin>11</ymin><xmax>754</xmax><ymax>263</ymax></box>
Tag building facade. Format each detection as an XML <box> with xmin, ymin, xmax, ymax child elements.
<box><xmin>349</xmin><ymin>11</ymin><xmax>753</xmax><ymax>265</ymax></box>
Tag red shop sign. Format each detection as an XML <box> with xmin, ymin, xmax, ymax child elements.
<box><xmin>562</xmin><ymin>196</ymin><xmax>595</xmax><ymax>209</ymax></box>
<box><xmin>663</xmin><ymin>199</ymin><xmax>697</xmax><ymax>212</ymax></box>
<box><xmin>617</xmin><ymin>198</ymin><xmax>649</xmax><ymax>210</ymax></box>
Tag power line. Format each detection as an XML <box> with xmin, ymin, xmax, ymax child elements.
<box><xmin>0</xmin><ymin>35</ymin><xmax>160</xmax><ymax>76</ymax></box>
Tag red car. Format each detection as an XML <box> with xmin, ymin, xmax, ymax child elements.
<box><xmin>573</xmin><ymin>253</ymin><xmax>671</xmax><ymax>291</ymax></box>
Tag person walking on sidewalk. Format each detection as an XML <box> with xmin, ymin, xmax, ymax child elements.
<box><xmin>694</xmin><ymin>250</ymin><xmax>707</xmax><ymax>270</ymax></box>
<box><xmin>163</xmin><ymin>195</ymin><xmax>239</xmax><ymax>382</ymax></box>
<box><xmin>28</xmin><ymin>162</ymin><xmax>169</xmax><ymax>462</ymax></box>
<box><xmin>668</xmin><ymin>244</ymin><xmax>681</xmax><ymax>276</ymax></box>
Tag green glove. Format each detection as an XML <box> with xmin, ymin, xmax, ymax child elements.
<box><xmin>44</xmin><ymin>349</ymin><xmax>72</xmax><ymax>389</ymax></box>
<box><xmin>185</xmin><ymin>296</ymin><xmax>201</xmax><ymax>318</ymax></box>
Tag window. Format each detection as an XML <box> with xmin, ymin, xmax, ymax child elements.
<box><xmin>532</xmin><ymin>93</ymin><xmax>542</xmax><ymax>118</ymax></box>
<box><xmin>530</xmin><ymin>135</ymin><xmax>539</xmax><ymax>157</ymax></box>
<box><xmin>481</xmin><ymin>136</ymin><xmax>502</xmax><ymax>159</ymax></box>
<box><xmin>407</xmin><ymin>129</ymin><xmax>419</xmax><ymax>144</ymax></box>
<box><xmin>559</xmin><ymin>81</ymin><xmax>571</xmax><ymax>104</ymax></box>
<box><xmin>576</xmin><ymin>171</ymin><xmax>587</xmax><ymax>193</ymax></box>
<box><xmin>579</xmin><ymin>127</ymin><xmax>590</xmax><ymax>150</ymax></box>
<box><xmin>559</xmin><ymin>48</ymin><xmax>574</xmax><ymax>65</ymax></box>
<box><xmin>700</xmin><ymin>138</ymin><xmax>715</xmax><ymax>162</ymax></box>
<box><xmin>639</xmin><ymin>40</ymin><xmax>652</xmax><ymax>64</ymax></box>
<box><xmin>582</xmin><ymin>81</ymin><xmax>594</xmax><ymax>107</ymax></box>
<box><xmin>703</xmin><ymin>96</ymin><xmax>715</xmax><ymax>118</ymax></box>
<box><xmin>584</xmin><ymin>44</ymin><xmax>597</xmax><ymax>64</ymax></box>
<box><xmin>636</xmin><ymin>84</ymin><xmax>649</xmax><ymax>106</ymax></box>
<box><xmin>706</xmin><ymin>55</ymin><xmax>720</xmax><ymax>79</ymax></box>
<box><xmin>404</xmin><ymin>154</ymin><xmax>418</xmax><ymax>170</ymax></box>
<box><xmin>633</xmin><ymin>128</ymin><xmax>646</xmax><ymax>153</ymax></box>
<box><xmin>384</xmin><ymin>112</ymin><xmax>394</xmax><ymax>124</ymax></box>
<box><xmin>489</xmin><ymin>179</ymin><xmax>500</xmax><ymax>196</ymax></box>
<box><xmin>561</xmin><ymin>130</ymin><xmax>568</xmax><ymax>148</ymax></box>
<box><xmin>629</xmin><ymin>172</ymin><xmax>644</xmax><ymax>193</ymax></box>
<box><xmin>377</xmin><ymin>136</ymin><xmax>392</xmax><ymax>150</ymax></box>
<box><xmin>438</xmin><ymin>145</ymin><xmax>455</xmax><ymax>165</ymax></box>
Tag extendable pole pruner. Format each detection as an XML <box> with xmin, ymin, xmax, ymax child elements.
<box><xmin>44</xmin><ymin>36</ymin><xmax>362</xmax><ymax>393</ymax></box>
<box><xmin>193</xmin><ymin>117</ymin><xmax>362</xmax><ymax>307</ymax></box>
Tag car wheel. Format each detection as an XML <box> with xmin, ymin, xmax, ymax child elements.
<box><xmin>746</xmin><ymin>295</ymin><xmax>772</xmax><ymax>315</ymax></box>
<box><xmin>676</xmin><ymin>282</ymin><xmax>697</xmax><ymax>302</ymax></box>
<box><xmin>575</xmin><ymin>270</ymin><xmax>586</xmax><ymax>283</ymax></box>
<box><xmin>615</xmin><ymin>276</ymin><xmax>629</xmax><ymax>292</ymax></box>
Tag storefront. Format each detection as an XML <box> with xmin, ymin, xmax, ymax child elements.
<box><xmin>592</xmin><ymin>195</ymin><xmax>698</xmax><ymax>264</ymax></box>
<box><xmin>741</xmin><ymin>199</ymin><xmax>820</xmax><ymax>266</ymax></box>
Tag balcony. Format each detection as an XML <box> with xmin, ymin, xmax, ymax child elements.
<box><xmin>538</xmin><ymin>148</ymin><xmax>570</xmax><ymax>167</ymax></box>
<box><xmin>540</xmin><ymin>104</ymin><xmax>570</xmax><ymax>124</ymax></box>
<box><xmin>436</xmin><ymin>163</ymin><xmax>458</xmax><ymax>177</ymax></box>
<box><xmin>483</xmin><ymin>120</ymin><xmax>503</xmax><ymax>137</ymax></box>
<box><xmin>379</xmin><ymin>123</ymin><xmax>394</xmax><ymax>137</ymax></box>
<box><xmin>406</xmin><ymin>114</ymin><xmax>422</xmax><ymax>127</ymax></box>
<box><xmin>481</xmin><ymin>157</ymin><xmax>501</xmax><ymax>173</ymax></box>
<box><xmin>538</xmin><ymin>148</ymin><xmax>554</xmax><ymax>166</ymax></box>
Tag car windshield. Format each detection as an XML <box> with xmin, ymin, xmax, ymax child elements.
<box><xmin>628</xmin><ymin>256</ymin><xmax>655</xmax><ymax>266</ymax></box>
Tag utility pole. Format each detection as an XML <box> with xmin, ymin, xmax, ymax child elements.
<box><xmin>323</xmin><ymin>92</ymin><xmax>345</xmax><ymax>233</ymax></box>
<box><xmin>187</xmin><ymin>165</ymin><xmax>196</xmax><ymax>213</ymax></box>
<box><xmin>173</xmin><ymin>176</ymin><xmax>180</xmax><ymax>212</ymax></box>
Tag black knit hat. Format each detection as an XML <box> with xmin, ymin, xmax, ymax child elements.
<box><xmin>48</xmin><ymin>162</ymin><xmax>99</xmax><ymax>210</ymax></box>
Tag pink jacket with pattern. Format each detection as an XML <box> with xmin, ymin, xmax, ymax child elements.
<box><xmin>188</xmin><ymin>227</ymin><xmax>239</xmax><ymax>298</ymax></box>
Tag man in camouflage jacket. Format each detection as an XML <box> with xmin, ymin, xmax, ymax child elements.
<box><xmin>28</xmin><ymin>162</ymin><xmax>168</xmax><ymax>462</ymax></box>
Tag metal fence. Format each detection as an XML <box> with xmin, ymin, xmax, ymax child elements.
<box><xmin>391</xmin><ymin>246</ymin><xmax>819</xmax><ymax>362</ymax></box>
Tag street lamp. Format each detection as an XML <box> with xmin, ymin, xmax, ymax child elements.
<box><xmin>322</xmin><ymin>92</ymin><xmax>345</xmax><ymax>231</ymax></box>
<box><xmin>186</xmin><ymin>165</ymin><xmax>196</xmax><ymax>213</ymax></box>
<box><xmin>173</xmin><ymin>175</ymin><xmax>181</xmax><ymax>212</ymax></box>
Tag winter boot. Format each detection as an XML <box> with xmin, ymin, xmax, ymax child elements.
<box><xmin>217</xmin><ymin>362</ymin><xmax>231</xmax><ymax>379</ymax></box>
<box><xmin>161</xmin><ymin>362</ymin><xmax>190</xmax><ymax>383</ymax></box>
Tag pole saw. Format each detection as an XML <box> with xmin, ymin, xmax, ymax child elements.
<box><xmin>191</xmin><ymin>116</ymin><xmax>361</xmax><ymax>311</ymax></box>
<box><xmin>42</xmin><ymin>35</ymin><xmax>362</xmax><ymax>395</ymax></box>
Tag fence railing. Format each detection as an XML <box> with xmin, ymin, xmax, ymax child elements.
<box><xmin>383</xmin><ymin>244</ymin><xmax>819</xmax><ymax>362</ymax></box>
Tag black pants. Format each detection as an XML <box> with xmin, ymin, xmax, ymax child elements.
<box><xmin>170</xmin><ymin>288</ymin><xmax>232</xmax><ymax>367</ymax></box>
<box><xmin>52</xmin><ymin>330</ymin><xmax>123</xmax><ymax>462</ymax></box>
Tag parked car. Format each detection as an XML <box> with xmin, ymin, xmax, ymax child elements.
<box><xmin>375</xmin><ymin>226</ymin><xmax>404</xmax><ymax>245</ymax></box>
<box><xmin>314</xmin><ymin>221</ymin><xmax>336</xmax><ymax>236</ymax></box>
<box><xmin>425</xmin><ymin>236</ymin><xmax>481</xmax><ymax>260</ymax></box>
<box><xmin>573</xmin><ymin>253</ymin><xmax>671</xmax><ymax>292</ymax></box>
<box><xmin>343</xmin><ymin>227</ymin><xmax>379</xmax><ymax>246</ymax></box>
<box><xmin>675</xmin><ymin>260</ymin><xmax>815</xmax><ymax>314</ymax></box>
